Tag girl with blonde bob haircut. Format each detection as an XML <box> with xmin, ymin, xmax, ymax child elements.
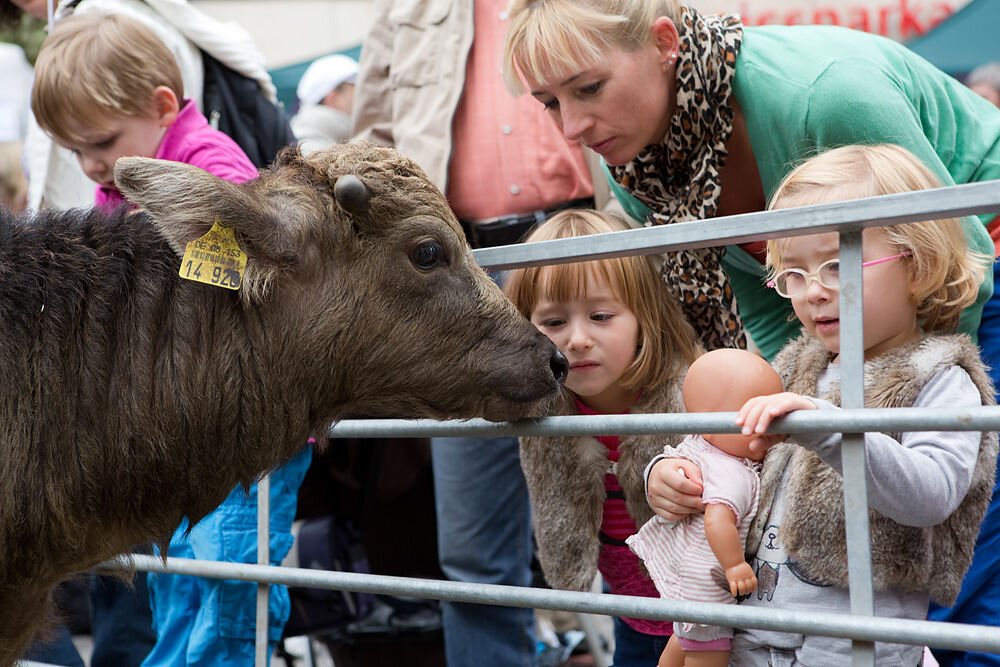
<box><xmin>505</xmin><ymin>208</ymin><xmax>701</xmax><ymax>666</ymax></box>
<box><xmin>766</xmin><ymin>143</ymin><xmax>991</xmax><ymax>335</ymax></box>
<box><xmin>504</xmin><ymin>208</ymin><xmax>699</xmax><ymax>391</ymax></box>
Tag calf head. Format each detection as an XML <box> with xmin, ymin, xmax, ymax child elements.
<box><xmin>114</xmin><ymin>142</ymin><xmax>566</xmax><ymax>422</ymax></box>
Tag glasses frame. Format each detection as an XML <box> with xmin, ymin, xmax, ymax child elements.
<box><xmin>766</xmin><ymin>251</ymin><xmax>912</xmax><ymax>298</ymax></box>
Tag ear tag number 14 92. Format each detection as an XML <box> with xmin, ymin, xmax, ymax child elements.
<box><xmin>179</xmin><ymin>220</ymin><xmax>247</xmax><ymax>290</ymax></box>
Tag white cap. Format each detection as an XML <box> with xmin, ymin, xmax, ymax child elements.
<box><xmin>296</xmin><ymin>54</ymin><xmax>360</xmax><ymax>107</ymax></box>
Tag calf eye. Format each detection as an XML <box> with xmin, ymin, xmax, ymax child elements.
<box><xmin>409</xmin><ymin>240</ymin><xmax>446</xmax><ymax>271</ymax></box>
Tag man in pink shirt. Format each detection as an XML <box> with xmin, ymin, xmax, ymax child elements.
<box><xmin>354</xmin><ymin>2</ymin><xmax>610</xmax><ymax>665</ymax></box>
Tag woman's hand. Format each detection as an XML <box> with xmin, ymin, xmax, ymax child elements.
<box><xmin>647</xmin><ymin>458</ymin><xmax>704</xmax><ymax>521</ymax></box>
<box><xmin>735</xmin><ymin>392</ymin><xmax>816</xmax><ymax>455</ymax></box>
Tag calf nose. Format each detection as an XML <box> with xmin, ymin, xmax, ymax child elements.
<box><xmin>550</xmin><ymin>349</ymin><xmax>568</xmax><ymax>385</ymax></box>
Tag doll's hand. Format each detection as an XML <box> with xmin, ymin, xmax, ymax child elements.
<box><xmin>735</xmin><ymin>392</ymin><xmax>816</xmax><ymax>456</ymax></box>
<box><xmin>648</xmin><ymin>458</ymin><xmax>704</xmax><ymax>521</ymax></box>
<box><xmin>726</xmin><ymin>561</ymin><xmax>758</xmax><ymax>597</ymax></box>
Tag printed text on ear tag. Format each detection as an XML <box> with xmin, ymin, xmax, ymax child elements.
<box><xmin>179</xmin><ymin>220</ymin><xmax>247</xmax><ymax>290</ymax></box>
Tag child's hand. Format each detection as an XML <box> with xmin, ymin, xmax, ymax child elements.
<box><xmin>735</xmin><ymin>392</ymin><xmax>816</xmax><ymax>456</ymax></box>
<box><xmin>648</xmin><ymin>458</ymin><xmax>704</xmax><ymax>521</ymax></box>
<box><xmin>726</xmin><ymin>561</ymin><xmax>758</xmax><ymax>597</ymax></box>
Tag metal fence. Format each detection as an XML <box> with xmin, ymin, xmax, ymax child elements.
<box><xmin>108</xmin><ymin>179</ymin><xmax>1000</xmax><ymax>666</ymax></box>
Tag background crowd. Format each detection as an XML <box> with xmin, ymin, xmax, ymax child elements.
<box><xmin>2</xmin><ymin>1</ymin><xmax>1000</xmax><ymax>666</ymax></box>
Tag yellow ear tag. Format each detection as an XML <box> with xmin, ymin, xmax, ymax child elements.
<box><xmin>179</xmin><ymin>220</ymin><xmax>247</xmax><ymax>290</ymax></box>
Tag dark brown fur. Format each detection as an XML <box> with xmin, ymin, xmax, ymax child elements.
<box><xmin>0</xmin><ymin>142</ymin><xmax>563</xmax><ymax>663</ymax></box>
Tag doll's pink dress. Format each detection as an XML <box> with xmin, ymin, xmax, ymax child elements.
<box><xmin>626</xmin><ymin>434</ymin><xmax>760</xmax><ymax>604</ymax></box>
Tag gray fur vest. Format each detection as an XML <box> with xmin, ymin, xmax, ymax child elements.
<box><xmin>520</xmin><ymin>378</ymin><xmax>686</xmax><ymax>591</ymax></box>
<box><xmin>747</xmin><ymin>333</ymin><xmax>997</xmax><ymax>606</ymax></box>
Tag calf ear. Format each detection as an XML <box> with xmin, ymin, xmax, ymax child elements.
<box><xmin>113</xmin><ymin>157</ymin><xmax>301</xmax><ymax>266</ymax></box>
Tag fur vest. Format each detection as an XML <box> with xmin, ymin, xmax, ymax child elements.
<box><xmin>747</xmin><ymin>333</ymin><xmax>997</xmax><ymax>606</ymax></box>
<box><xmin>520</xmin><ymin>378</ymin><xmax>686</xmax><ymax>592</ymax></box>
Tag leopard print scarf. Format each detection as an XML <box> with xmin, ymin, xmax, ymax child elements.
<box><xmin>610</xmin><ymin>5</ymin><xmax>744</xmax><ymax>351</ymax></box>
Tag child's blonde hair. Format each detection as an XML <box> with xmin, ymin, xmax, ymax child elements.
<box><xmin>766</xmin><ymin>144</ymin><xmax>992</xmax><ymax>334</ymax></box>
<box><xmin>31</xmin><ymin>12</ymin><xmax>184</xmax><ymax>145</ymax></box>
<box><xmin>503</xmin><ymin>0</ymin><xmax>681</xmax><ymax>95</ymax></box>
<box><xmin>504</xmin><ymin>208</ymin><xmax>700</xmax><ymax>391</ymax></box>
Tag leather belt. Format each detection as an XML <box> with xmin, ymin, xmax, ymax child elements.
<box><xmin>459</xmin><ymin>197</ymin><xmax>595</xmax><ymax>248</ymax></box>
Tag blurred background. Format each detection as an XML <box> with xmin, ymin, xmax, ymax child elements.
<box><xmin>3</xmin><ymin>0</ymin><xmax>996</xmax><ymax>112</ymax></box>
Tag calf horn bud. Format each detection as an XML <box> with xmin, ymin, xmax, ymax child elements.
<box><xmin>334</xmin><ymin>174</ymin><xmax>370</xmax><ymax>216</ymax></box>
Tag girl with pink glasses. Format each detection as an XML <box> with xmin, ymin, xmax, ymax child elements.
<box><xmin>647</xmin><ymin>144</ymin><xmax>997</xmax><ymax>666</ymax></box>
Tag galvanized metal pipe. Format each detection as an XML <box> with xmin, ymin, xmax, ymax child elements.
<box><xmin>472</xmin><ymin>180</ymin><xmax>1000</xmax><ymax>270</ymax></box>
<box><xmin>838</xmin><ymin>231</ymin><xmax>876</xmax><ymax>666</ymax></box>
<box><xmin>104</xmin><ymin>555</ymin><xmax>1000</xmax><ymax>655</ymax></box>
<box><xmin>255</xmin><ymin>474</ymin><xmax>270</xmax><ymax>667</ymax></box>
<box><xmin>327</xmin><ymin>407</ymin><xmax>1000</xmax><ymax>439</ymax></box>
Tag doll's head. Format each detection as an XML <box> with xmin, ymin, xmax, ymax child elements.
<box><xmin>682</xmin><ymin>348</ymin><xmax>783</xmax><ymax>461</ymax></box>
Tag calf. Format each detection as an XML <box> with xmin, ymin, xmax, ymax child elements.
<box><xmin>0</xmin><ymin>142</ymin><xmax>566</xmax><ymax>663</ymax></box>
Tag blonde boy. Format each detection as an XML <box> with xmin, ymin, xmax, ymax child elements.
<box><xmin>31</xmin><ymin>12</ymin><xmax>256</xmax><ymax>208</ymax></box>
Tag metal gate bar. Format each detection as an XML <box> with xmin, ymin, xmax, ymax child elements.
<box><xmin>326</xmin><ymin>408</ymin><xmax>1000</xmax><ymax>438</ymax></box>
<box><xmin>103</xmin><ymin>554</ymin><xmax>1000</xmax><ymax>655</ymax></box>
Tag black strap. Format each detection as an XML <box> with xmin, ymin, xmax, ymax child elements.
<box><xmin>459</xmin><ymin>197</ymin><xmax>595</xmax><ymax>248</ymax></box>
<box><xmin>599</xmin><ymin>531</ymin><xmax>629</xmax><ymax>547</ymax></box>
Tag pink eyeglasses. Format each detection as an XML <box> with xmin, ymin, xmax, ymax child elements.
<box><xmin>766</xmin><ymin>252</ymin><xmax>912</xmax><ymax>298</ymax></box>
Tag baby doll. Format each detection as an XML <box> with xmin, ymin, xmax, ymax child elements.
<box><xmin>627</xmin><ymin>348</ymin><xmax>783</xmax><ymax>667</ymax></box>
